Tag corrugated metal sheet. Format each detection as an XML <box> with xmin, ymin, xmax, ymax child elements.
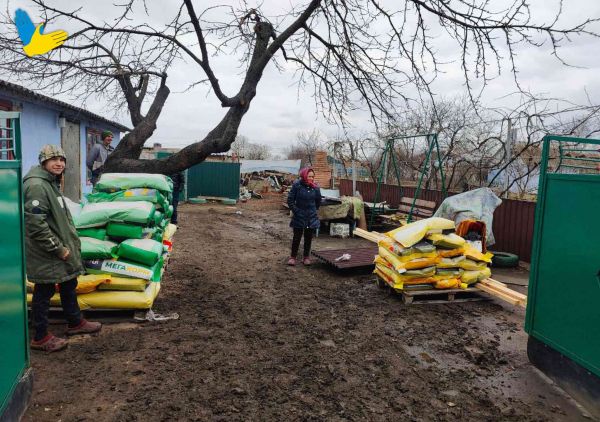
<box><xmin>187</xmin><ymin>161</ymin><xmax>241</xmax><ymax>200</ymax></box>
<box><xmin>339</xmin><ymin>179</ymin><xmax>536</xmax><ymax>262</ymax></box>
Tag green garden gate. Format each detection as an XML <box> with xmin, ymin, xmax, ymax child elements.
<box><xmin>525</xmin><ymin>135</ymin><xmax>600</xmax><ymax>417</ymax></box>
<box><xmin>0</xmin><ymin>111</ymin><xmax>32</xmax><ymax>421</ymax></box>
<box><xmin>187</xmin><ymin>161</ymin><xmax>241</xmax><ymax>200</ymax></box>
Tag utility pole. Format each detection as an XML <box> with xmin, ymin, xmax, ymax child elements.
<box><xmin>504</xmin><ymin>118</ymin><xmax>514</xmax><ymax>198</ymax></box>
<box><xmin>350</xmin><ymin>140</ymin><xmax>357</xmax><ymax>195</ymax></box>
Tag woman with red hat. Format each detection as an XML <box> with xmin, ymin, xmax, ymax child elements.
<box><xmin>286</xmin><ymin>167</ymin><xmax>322</xmax><ymax>265</ymax></box>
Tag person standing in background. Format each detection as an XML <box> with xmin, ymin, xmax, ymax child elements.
<box><xmin>86</xmin><ymin>130</ymin><xmax>114</xmax><ymax>185</ymax></box>
<box><xmin>170</xmin><ymin>171</ymin><xmax>185</xmax><ymax>225</ymax></box>
<box><xmin>286</xmin><ymin>167</ymin><xmax>321</xmax><ymax>266</ymax></box>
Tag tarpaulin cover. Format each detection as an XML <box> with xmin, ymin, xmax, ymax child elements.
<box><xmin>95</xmin><ymin>173</ymin><xmax>173</xmax><ymax>193</ymax></box>
<box><xmin>74</xmin><ymin>201</ymin><xmax>156</xmax><ymax>228</ymax></box>
<box><xmin>433</xmin><ymin>187</ymin><xmax>502</xmax><ymax>246</ymax></box>
<box><xmin>318</xmin><ymin>197</ymin><xmax>364</xmax><ymax>220</ymax></box>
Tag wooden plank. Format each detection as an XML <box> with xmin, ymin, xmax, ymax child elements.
<box><xmin>486</xmin><ymin>277</ymin><xmax>508</xmax><ymax>287</ymax></box>
<box><xmin>400</xmin><ymin>197</ymin><xmax>436</xmax><ymax>209</ymax></box>
<box><xmin>353</xmin><ymin>228</ymin><xmax>387</xmax><ymax>243</ymax></box>
<box><xmin>480</xmin><ymin>279</ymin><xmax>527</xmax><ymax>302</ymax></box>
<box><xmin>403</xmin><ymin>287</ymin><xmax>479</xmax><ymax>297</ymax></box>
<box><xmin>396</xmin><ymin>204</ymin><xmax>434</xmax><ymax>216</ymax></box>
<box><xmin>476</xmin><ymin>283</ymin><xmax>526</xmax><ymax>307</ymax></box>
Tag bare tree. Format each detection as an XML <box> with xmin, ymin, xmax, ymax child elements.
<box><xmin>0</xmin><ymin>0</ymin><xmax>598</xmax><ymax>175</ymax></box>
<box><xmin>244</xmin><ymin>142</ymin><xmax>271</xmax><ymax>160</ymax></box>
<box><xmin>230</xmin><ymin>135</ymin><xmax>250</xmax><ymax>160</ymax></box>
<box><xmin>384</xmin><ymin>96</ymin><xmax>600</xmax><ymax>196</ymax></box>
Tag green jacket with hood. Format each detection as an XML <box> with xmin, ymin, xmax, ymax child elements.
<box><xmin>23</xmin><ymin>165</ymin><xmax>84</xmax><ymax>284</ymax></box>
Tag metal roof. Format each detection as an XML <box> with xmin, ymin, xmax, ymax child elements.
<box><xmin>0</xmin><ymin>79</ymin><xmax>130</xmax><ymax>132</ymax></box>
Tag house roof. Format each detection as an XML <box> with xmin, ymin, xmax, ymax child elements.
<box><xmin>0</xmin><ymin>79</ymin><xmax>130</xmax><ymax>132</ymax></box>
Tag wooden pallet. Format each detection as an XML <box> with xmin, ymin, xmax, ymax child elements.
<box><xmin>33</xmin><ymin>307</ymin><xmax>151</xmax><ymax>324</ymax></box>
<box><xmin>375</xmin><ymin>277</ymin><xmax>487</xmax><ymax>305</ymax></box>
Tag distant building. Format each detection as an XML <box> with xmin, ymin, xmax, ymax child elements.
<box><xmin>0</xmin><ymin>79</ymin><xmax>128</xmax><ymax>200</ymax></box>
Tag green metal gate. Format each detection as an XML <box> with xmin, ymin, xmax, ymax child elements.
<box><xmin>525</xmin><ymin>135</ymin><xmax>600</xmax><ymax>416</ymax></box>
<box><xmin>187</xmin><ymin>161</ymin><xmax>241</xmax><ymax>200</ymax></box>
<box><xmin>0</xmin><ymin>111</ymin><xmax>30</xmax><ymax>417</ymax></box>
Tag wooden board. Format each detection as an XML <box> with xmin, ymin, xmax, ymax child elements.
<box><xmin>40</xmin><ymin>307</ymin><xmax>149</xmax><ymax>324</ymax></box>
<box><xmin>475</xmin><ymin>278</ymin><xmax>527</xmax><ymax>307</ymax></box>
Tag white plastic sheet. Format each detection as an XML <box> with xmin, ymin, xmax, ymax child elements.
<box><xmin>433</xmin><ymin>187</ymin><xmax>502</xmax><ymax>246</ymax></box>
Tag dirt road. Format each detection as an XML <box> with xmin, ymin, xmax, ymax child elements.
<box><xmin>24</xmin><ymin>204</ymin><xmax>591</xmax><ymax>421</ymax></box>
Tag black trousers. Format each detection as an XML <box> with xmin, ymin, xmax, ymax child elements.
<box><xmin>171</xmin><ymin>195</ymin><xmax>179</xmax><ymax>224</ymax></box>
<box><xmin>291</xmin><ymin>228</ymin><xmax>314</xmax><ymax>258</ymax></box>
<box><xmin>32</xmin><ymin>278</ymin><xmax>81</xmax><ymax>341</ymax></box>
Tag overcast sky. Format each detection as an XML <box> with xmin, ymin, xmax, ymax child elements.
<box><xmin>5</xmin><ymin>0</ymin><xmax>600</xmax><ymax>156</ymax></box>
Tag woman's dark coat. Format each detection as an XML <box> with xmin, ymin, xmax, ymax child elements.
<box><xmin>287</xmin><ymin>179</ymin><xmax>322</xmax><ymax>229</ymax></box>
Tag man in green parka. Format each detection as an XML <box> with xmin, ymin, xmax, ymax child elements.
<box><xmin>25</xmin><ymin>145</ymin><xmax>101</xmax><ymax>352</ymax></box>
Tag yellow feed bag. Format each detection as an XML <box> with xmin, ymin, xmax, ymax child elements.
<box><xmin>458</xmin><ymin>259</ymin><xmax>489</xmax><ymax>271</ymax></box>
<box><xmin>427</xmin><ymin>233</ymin><xmax>466</xmax><ymax>249</ymax></box>
<box><xmin>377</xmin><ymin>249</ymin><xmax>439</xmax><ymax>273</ymax></box>
<box><xmin>377</xmin><ymin>238</ymin><xmax>405</xmax><ymax>255</ymax></box>
<box><xmin>377</xmin><ymin>246</ymin><xmax>406</xmax><ymax>273</ymax></box>
<box><xmin>76</xmin><ymin>274</ymin><xmax>111</xmax><ymax>294</ymax></box>
<box><xmin>163</xmin><ymin>223</ymin><xmax>177</xmax><ymax>242</ymax></box>
<box><xmin>27</xmin><ymin>282</ymin><xmax>160</xmax><ymax>310</ymax></box>
<box><xmin>375</xmin><ymin>263</ymin><xmax>404</xmax><ymax>289</ymax></box>
<box><xmin>463</xmin><ymin>244</ymin><xmax>493</xmax><ymax>263</ymax></box>
<box><xmin>97</xmin><ymin>276</ymin><xmax>148</xmax><ymax>292</ymax></box>
<box><xmin>436</xmin><ymin>256</ymin><xmax>466</xmax><ymax>268</ymax></box>
<box><xmin>434</xmin><ymin>278</ymin><xmax>461</xmax><ymax>289</ymax></box>
<box><xmin>26</xmin><ymin>275</ymin><xmax>110</xmax><ymax>294</ymax></box>
<box><xmin>386</xmin><ymin>217</ymin><xmax>455</xmax><ymax>247</ymax></box>
<box><xmin>374</xmin><ymin>268</ymin><xmax>395</xmax><ymax>288</ymax></box>
<box><xmin>437</xmin><ymin>248</ymin><xmax>464</xmax><ymax>258</ymax></box>
<box><xmin>461</xmin><ymin>267</ymin><xmax>492</xmax><ymax>285</ymax></box>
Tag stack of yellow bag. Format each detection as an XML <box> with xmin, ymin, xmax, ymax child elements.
<box><xmin>373</xmin><ymin>217</ymin><xmax>493</xmax><ymax>291</ymax></box>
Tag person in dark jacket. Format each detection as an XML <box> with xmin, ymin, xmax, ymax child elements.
<box><xmin>86</xmin><ymin>130</ymin><xmax>114</xmax><ymax>185</ymax></box>
<box><xmin>287</xmin><ymin>167</ymin><xmax>322</xmax><ymax>265</ymax></box>
<box><xmin>170</xmin><ymin>171</ymin><xmax>185</xmax><ymax>225</ymax></box>
<box><xmin>25</xmin><ymin>145</ymin><xmax>102</xmax><ymax>353</ymax></box>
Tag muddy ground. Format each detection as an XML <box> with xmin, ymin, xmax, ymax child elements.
<box><xmin>24</xmin><ymin>202</ymin><xmax>593</xmax><ymax>421</ymax></box>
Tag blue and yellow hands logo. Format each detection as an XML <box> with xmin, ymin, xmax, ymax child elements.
<box><xmin>14</xmin><ymin>9</ymin><xmax>67</xmax><ymax>57</ymax></box>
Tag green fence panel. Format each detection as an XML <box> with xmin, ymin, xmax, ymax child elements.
<box><xmin>526</xmin><ymin>136</ymin><xmax>600</xmax><ymax>377</ymax></box>
<box><xmin>187</xmin><ymin>161</ymin><xmax>240</xmax><ymax>200</ymax></box>
<box><xmin>0</xmin><ymin>112</ymin><xmax>29</xmax><ymax>415</ymax></box>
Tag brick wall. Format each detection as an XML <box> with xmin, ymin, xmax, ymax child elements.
<box><xmin>311</xmin><ymin>150</ymin><xmax>331</xmax><ymax>188</ymax></box>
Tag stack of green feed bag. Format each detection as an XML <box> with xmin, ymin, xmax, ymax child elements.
<box><xmin>74</xmin><ymin>173</ymin><xmax>174</xmax><ymax>284</ymax></box>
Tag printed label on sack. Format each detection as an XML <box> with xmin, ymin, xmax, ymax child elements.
<box><xmin>86</xmin><ymin>259</ymin><xmax>153</xmax><ymax>279</ymax></box>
